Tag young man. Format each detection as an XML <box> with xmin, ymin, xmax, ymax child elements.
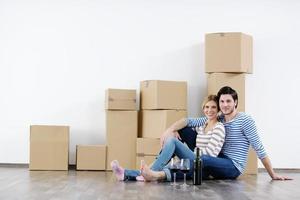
<box><xmin>160</xmin><ymin>86</ymin><xmax>291</xmax><ymax>180</ymax></box>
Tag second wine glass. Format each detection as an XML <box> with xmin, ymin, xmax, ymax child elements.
<box><xmin>180</xmin><ymin>158</ymin><xmax>190</xmax><ymax>188</ymax></box>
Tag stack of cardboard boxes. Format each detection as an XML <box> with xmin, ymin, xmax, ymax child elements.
<box><xmin>137</xmin><ymin>80</ymin><xmax>188</xmax><ymax>169</ymax></box>
<box><xmin>105</xmin><ymin>89</ymin><xmax>138</xmax><ymax>170</ymax></box>
<box><xmin>205</xmin><ymin>32</ymin><xmax>257</xmax><ymax>175</ymax></box>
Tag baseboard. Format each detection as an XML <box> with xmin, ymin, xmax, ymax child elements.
<box><xmin>0</xmin><ymin>163</ymin><xmax>77</xmax><ymax>169</ymax></box>
<box><xmin>258</xmin><ymin>168</ymin><xmax>300</xmax><ymax>173</ymax></box>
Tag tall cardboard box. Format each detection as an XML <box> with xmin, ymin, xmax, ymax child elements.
<box><xmin>76</xmin><ymin>145</ymin><xmax>106</xmax><ymax>170</ymax></box>
<box><xmin>207</xmin><ymin>73</ymin><xmax>258</xmax><ymax>174</ymax></box>
<box><xmin>136</xmin><ymin>138</ymin><xmax>160</xmax><ymax>169</ymax></box>
<box><xmin>140</xmin><ymin>80</ymin><xmax>187</xmax><ymax>110</ymax></box>
<box><xmin>205</xmin><ymin>32</ymin><xmax>253</xmax><ymax>73</ymax></box>
<box><xmin>244</xmin><ymin>147</ymin><xmax>258</xmax><ymax>175</ymax></box>
<box><xmin>106</xmin><ymin>111</ymin><xmax>138</xmax><ymax>170</ymax></box>
<box><xmin>207</xmin><ymin>73</ymin><xmax>246</xmax><ymax>112</ymax></box>
<box><xmin>30</xmin><ymin>125</ymin><xmax>69</xmax><ymax>170</ymax></box>
<box><xmin>105</xmin><ymin>89</ymin><xmax>137</xmax><ymax>110</ymax></box>
<box><xmin>140</xmin><ymin>110</ymin><xmax>187</xmax><ymax>138</ymax></box>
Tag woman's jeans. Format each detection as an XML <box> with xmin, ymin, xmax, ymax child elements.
<box><xmin>124</xmin><ymin>137</ymin><xmax>195</xmax><ymax>181</ymax></box>
<box><xmin>124</xmin><ymin>127</ymin><xmax>240</xmax><ymax>181</ymax></box>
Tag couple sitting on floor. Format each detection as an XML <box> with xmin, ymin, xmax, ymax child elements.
<box><xmin>111</xmin><ymin>86</ymin><xmax>291</xmax><ymax>182</ymax></box>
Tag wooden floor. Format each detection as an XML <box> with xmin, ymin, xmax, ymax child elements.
<box><xmin>0</xmin><ymin>166</ymin><xmax>299</xmax><ymax>200</ymax></box>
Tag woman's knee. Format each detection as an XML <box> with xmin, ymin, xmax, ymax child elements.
<box><xmin>165</xmin><ymin>137</ymin><xmax>177</xmax><ymax>146</ymax></box>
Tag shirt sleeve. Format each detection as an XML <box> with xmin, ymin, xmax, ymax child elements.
<box><xmin>242</xmin><ymin>115</ymin><xmax>267</xmax><ymax>160</ymax></box>
<box><xmin>187</xmin><ymin>117</ymin><xmax>207</xmax><ymax>128</ymax></box>
<box><xmin>201</xmin><ymin>123</ymin><xmax>226</xmax><ymax>157</ymax></box>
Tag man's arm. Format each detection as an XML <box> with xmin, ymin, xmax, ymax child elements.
<box><xmin>261</xmin><ymin>156</ymin><xmax>292</xmax><ymax>180</ymax></box>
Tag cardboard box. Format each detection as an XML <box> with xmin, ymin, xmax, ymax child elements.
<box><xmin>105</xmin><ymin>89</ymin><xmax>137</xmax><ymax>110</ymax></box>
<box><xmin>205</xmin><ymin>32</ymin><xmax>253</xmax><ymax>73</ymax></box>
<box><xmin>136</xmin><ymin>138</ymin><xmax>160</xmax><ymax>169</ymax></box>
<box><xmin>76</xmin><ymin>145</ymin><xmax>106</xmax><ymax>170</ymax></box>
<box><xmin>140</xmin><ymin>80</ymin><xmax>187</xmax><ymax>110</ymax></box>
<box><xmin>207</xmin><ymin>73</ymin><xmax>246</xmax><ymax>112</ymax></box>
<box><xmin>106</xmin><ymin>111</ymin><xmax>138</xmax><ymax>170</ymax></box>
<box><xmin>136</xmin><ymin>155</ymin><xmax>157</xmax><ymax>170</ymax></box>
<box><xmin>137</xmin><ymin>138</ymin><xmax>161</xmax><ymax>155</ymax></box>
<box><xmin>140</xmin><ymin>110</ymin><xmax>187</xmax><ymax>138</ymax></box>
<box><xmin>244</xmin><ymin>147</ymin><xmax>258</xmax><ymax>175</ymax></box>
<box><xmin>30</xmin><ymin>125</ymin><xmax>69</xmax><ymax>170</ymax></box>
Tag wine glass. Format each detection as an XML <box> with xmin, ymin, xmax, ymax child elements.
<box><xmin>180</xmin><ymin>158</ymin><xmax>190</xmax><ymax>188</ymax></box>
<box><xmin>169</xmin><ymin>158</ymin><xmax>179</xmax><ymax>186</ymax></box>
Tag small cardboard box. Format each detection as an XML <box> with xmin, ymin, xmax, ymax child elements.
<box><xmin>207</xmin><ymin>73</ymin><xmax>246</xmax><ymax>112</ymax></box>
<box><xmin>205</xmin><ymin>32</ymin><xmax>253</xmax><ymax>73</ymax></box>
<box><xmin>140</xmin><ymin>80</ymin><xmax>187</xmax><ymax>110</ymax></box>
<box><xmin>136</xmin><ymin>155</ymin><xmax>157</xmax><ymax>170</ymax></box>
<box><xmin>105</xmin><ymin>89</ymin><xmax>137</xmax><ymax>110</ymax></box>
<box><xmin>106</xmin><ymin>111</ymin><xmax>138</xmax><ymax>170</ymax></box>
<box><xmin>136</xmin><ymin>138</ymin><xmax>160</xmax><ymax>170</ymax></box>
<box><xmin>29</xmin><ymin>125</ymin><xmax>69</xmax><ymax>170</ymax></box>
<box><xmin>140</xmin><ymin>110</ymin><xmax>187</xmax><ymax>138</ymax></box>
<box><xmin>76</xmin><ymin>145</ymin><xmax>106</xmax><ymax>170</ymax></box>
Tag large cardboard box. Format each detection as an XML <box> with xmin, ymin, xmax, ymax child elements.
<box><xmin>30</xmin><ymin>125</ymin><xmax>69</xmax><ymax>170</ymax></box>
<box><xmin>140</xmin><ymin>80</ymin><xmax>187</xmax><ymax>110</ymax></box>
<box><xmin>106</xmin><ymin>111</ymin><xmax>138</xmax><ymax>170</ymax></box>
<box><xmin>76</xmin><ymin>145</ymin><xmax>106</xmax><ymax>170</ymax></box>
<box><xmin>140</xmin><ymin>110</ymin><xmax>187</xmax><ymax>138</ymax></box>
<box><xmin>205</xmin><ymin>32</ymin><xmax>253</xmax><ymax>73</ymax></box>
<box><xmin>105</xmin><ymin>89</ymin><xmax>137</xmax><ymax>110</ymax></box>
<box><xmin>207</xmin><ymin>73</ymin><xmax>246</xmax><ymax>112</ymax></box>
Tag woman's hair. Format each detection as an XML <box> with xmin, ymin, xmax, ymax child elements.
<box><xmin>202</xmin><ymin>94</ymin><xmax>219</xmax><ymax>111</ymax></box>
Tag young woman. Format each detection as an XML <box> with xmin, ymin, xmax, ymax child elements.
<box><xmin>111</xmin><ymin>95</ymin><xmax>225</xmax><ymax>182</ymax></box>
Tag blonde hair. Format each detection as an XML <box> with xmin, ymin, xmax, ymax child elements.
<box><xmin>201</xmin><ymin>94</ymin><xmax>219</xmax><ymax>111</ymax></box>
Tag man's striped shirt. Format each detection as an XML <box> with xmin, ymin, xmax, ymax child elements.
<box><xmin>187</xmin><ymin>112</ymin><xmax>267</xmax><ymax>173</ymax></box>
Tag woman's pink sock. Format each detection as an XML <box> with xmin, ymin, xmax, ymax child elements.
<box><xmin>110</xmin><ymin>160</ymin><xmax>124</xmax><ymax>181</ymax></box>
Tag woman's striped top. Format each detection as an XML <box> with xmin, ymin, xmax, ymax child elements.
<box><xmin>194</xmin><ymin>122</ymin><xmax>225</xmax><ymax>157</ymax></box>
<box><xmin>187</xmin><ymin>112</ymin><xmax>267</xmax><ymax>173</ymax></box>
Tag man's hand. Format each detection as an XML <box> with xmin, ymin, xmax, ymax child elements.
<box><xmin>271</xmin><ymin>174</ymin><xmax>293</xmax><ymax>181</ymax></box>
<box><xmin>160</xmin><ymin>129</ymin><xmax>181</xmax><ymax>148</ymax></box>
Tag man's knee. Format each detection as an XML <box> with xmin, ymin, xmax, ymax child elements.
<box><xmin>178</xmin><ymin>127</ymin><xmax>197</xmax><ymax>150</ymax></box>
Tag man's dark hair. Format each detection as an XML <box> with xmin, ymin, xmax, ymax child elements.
<box><xmin>217</xmin><ymin>86</ymin><xmax>238</xmax><ymax>108</ymax></box>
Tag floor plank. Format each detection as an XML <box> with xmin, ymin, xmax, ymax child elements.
<box><xmin>0</xmin><ymin>166</ymin><xmax>298</xmax><ymax>200</ymax></box>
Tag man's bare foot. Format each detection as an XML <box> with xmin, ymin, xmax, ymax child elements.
<box><xmin>141</xmin><ymin>164</ymin><xmax>166</xmax><ymax>182</ymax></box>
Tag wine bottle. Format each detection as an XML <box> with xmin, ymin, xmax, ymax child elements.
<box><xmin>193</xmin><ymin>147</ymin><xmax>202</xmax><ymax>185</ymax></box>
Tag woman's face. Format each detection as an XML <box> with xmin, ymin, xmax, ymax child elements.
<box><xmin>203</xmin><ymin>100</ymin><xmax>219</xmax><ymax>120</ymax></box>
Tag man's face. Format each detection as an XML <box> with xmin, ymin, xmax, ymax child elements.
<box><xmin>219</xmin><ymin>94</ymin><xmax>237</xmax><ymax>115</ymax></box>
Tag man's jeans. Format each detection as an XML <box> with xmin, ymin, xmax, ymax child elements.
<box><xmin>178</xmin><ymin>127</ymin><xmax>241</xmax><ymax>179</ymax></box>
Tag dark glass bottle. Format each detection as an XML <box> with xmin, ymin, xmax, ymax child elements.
<box><xmin>193</xmin><ymin>147</ymin><xmax>202</xmax><ymax>185</ymax></box>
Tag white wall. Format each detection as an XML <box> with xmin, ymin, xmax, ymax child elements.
<box><xmin>1</xmin><ymin>0</ymin><xmax>299</xmax><ymax>168</ymax></box>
